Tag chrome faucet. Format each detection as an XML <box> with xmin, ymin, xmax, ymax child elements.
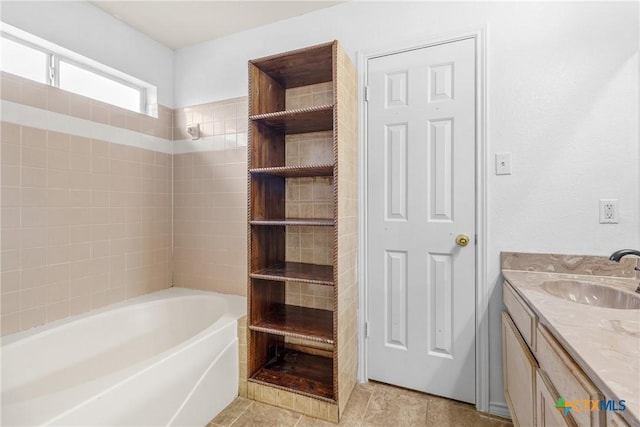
<box><xmin>609</xmin><ymin>249</ymin><xmax>640</xmax><ymax>293</ymax></box>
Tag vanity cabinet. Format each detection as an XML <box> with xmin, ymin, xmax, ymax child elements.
<box><xmin>536</xmin><ymin>370</ymin><xmax>576</xmax><ymax>427</ymax></box>
<box><xmin>503</xmin><ymin>280</ymin><xmax>609</xmax><ymax>427</ymax></box>
<box><xmin>502</xmin><ymin>311</ymin><xmax>537</xmax><ymax>426</ymax></box>
<box><xmin>608</xmin><ymin>412</ymin><xmax>631</xmax><ymax>427</ymax></box>
<box><xmin>536</xmin><ymin>325</ymin><xmax>604</xmax><ymax>427</ymax></box>
<box><xmin>246</xmin><ymin>41</ymin><xmax>357</xmax><ymax>422</ymax></box>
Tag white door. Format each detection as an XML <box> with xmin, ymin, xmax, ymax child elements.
<box><xmin>366</xmin><ymin>38</ymin><xmax>476</xmax><ymax>403</ymax></box>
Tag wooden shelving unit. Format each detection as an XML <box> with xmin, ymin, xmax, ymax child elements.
<box><xmin>250</xmin><ymin>262</ymin><xmax>334</xmax><ymax>285</ymax></box>
<box><xmin>251</xmin><ymin>349</ymin><xmax>334</xmax><ymax>400</ymax></box>
<box><xmin>250</xmin><ymin>105</ymin><xmax>334</xmax><ymax>133</ymax></box>
<box><xmin>250</xmin><ymin>304</ymin><xmax>333</xmax><ymax>344</ymax></box>
<box><xmin>247</xmin><ymin>40</ymin><xmax>358</xmax><ymax>422</ymax></box>
<box><xmin>249</xmin><ymin>165</ymin><xmax>334</xmax><ymax>177</ymax></box>
<box><xmin>250</xmin><ymin>218</ymin><xmax>334</xmax><ymax>227</ymax></box>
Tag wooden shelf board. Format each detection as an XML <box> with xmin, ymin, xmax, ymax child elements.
<box><xmin>250</xmin><ymin>218</ymin><xmax>334</xmax><ymax>226</ymax></box>
<box><xmin>250</xmin><ymin>105</ymin><xmax>333</xmax><ymax>134</ymax></box>
<box><xmin>250</xmin><ymin>348</ymin><xmax>334</xmax><ymax>400</ymax></box>
<box><xmin>249</xmin><ymin>165</ymin><xmax>333</xmax><ymax>178</ymax></box>
<box><xmin>250</xmin><ymin>304</ymin><xmax>334</xmax><ymax>344</ymax></box>
<box><xmin>250</xmin><ymin>41</ymin><xmax>334</xmax><ymax>88</ymax></box>
<box><xmin>250</xmin><ymin>262</ymin><xmax>333</xmax><ymax>286</ymax></box>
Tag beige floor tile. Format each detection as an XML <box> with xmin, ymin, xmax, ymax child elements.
<box><xmin>209</xmin><ymin>382</ymin><xmax>512</xmax><ymax>427</ymax></box>
<box><xmin>295</xmin><ymin>382</ymin><xmax>374</xmax><ymax>427</ymax></box>
<box><xmin>337</xmin><ymin>383</ymin><xmax>374</xmax><ymax>426</ymax></box>
<box><xmin>361</xmin><ymin>382</ymin><xmax>429</xmax><ymax>426</ymax></box>
<box><xmin>370</xmin><ymin>381</ymin><xmax>430</xmax><ymax>400</ymax></box>
<box><xmin>296</xmin><ymin>415</ymin><xmax>343</xmax><ymax>427</ymax></box>
<box><xmin>228</xmin><ymin>401</ymin><xmax>302</xmax><ymax>427</ymax></box>
<box><xmin>425</xmin><ymin>398</ymin><xmax>512</xmax><ymax>427</ymax></box>
<box><xmin>210</xmin><ymin>397</ymin><xmax>253</xmax><ymax>426</ymax></box>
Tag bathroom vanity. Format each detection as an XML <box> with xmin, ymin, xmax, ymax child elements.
<box><xmin>501</xmin><ymin>252</ymin><xmax>640</xmax><ymax>427</ymax></box>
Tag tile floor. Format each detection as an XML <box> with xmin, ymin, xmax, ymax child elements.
<box><xmin>207</xmin><ymin>381</ymin><xmax>513</xmax><ymax>427</ymax></box>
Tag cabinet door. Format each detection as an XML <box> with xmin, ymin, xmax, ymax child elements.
<box><xmin>537</xmin><ymin>325</ymin><xmax>604</xmax><ymax>427</ymax></box>
<box><xmin>536</xmin><ymin>370</ymin><xmax>577</xmax><ymax>426</ymax></box>
<box><xmin>503</xmin><ymin>281</ymin><xmax>537</xmax><ymax>351</ymax></box>
<box><xmin>502</xmin><ymin>312</ymin><xmax>537</xmax><ymax>427</ymax></box>
<box><xmin>607</xmin><ymin>412</ymin><xmax>630</xmax><ymax>427</ymax></box>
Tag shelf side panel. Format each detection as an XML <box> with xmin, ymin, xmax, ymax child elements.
<box><xmin>250</xmin><ymin>122</ymin><xmax>285</xmax><ymax>168</ymax></box>
<box><xmin>249</xmin><ymin>62</ymin><xmax>285</xmax><ymax>115</ymax></box>
<box><xmin>251</xmin><ymin>279</ymin><xmax>286</xmax><ymax>326</ymax></box>
<box><xmin>250</xmin><ymin>173</ymin><xmax>285</xmax><ymax>221</ymax></box>
<box><xmin>250</xmin><ymin>224</ymin><xmax>285</xmax><ymax>273</ymax></box>
<box><xmin>335</xmin><ymin>41</ymin><xmax>359</xmax><ymax>416</ymax></box>
<box><xmin>249</xmin><ymin>330</ymin><xmax>284</xmax><ymax>378</ymax></box>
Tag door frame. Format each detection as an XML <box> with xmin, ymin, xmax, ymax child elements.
<box><xmin>356</xmin><ymin>28</ymin><xmax>489</xmax><ymax>412</ymax></box>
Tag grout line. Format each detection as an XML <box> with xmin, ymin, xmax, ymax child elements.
<box><xmin>227</xmin><ymin>399</ymin><xmax>253</xmax><ymax>427</ymax></box>
<box><xmin>360</xmin><ymin>383</ymin><xmax>376</xmax><ymax>423</ymax></box>
<box><xmin>292</xmin><ymin>413</ymin><xmax>303</xmax><ymax>427</ymax></box>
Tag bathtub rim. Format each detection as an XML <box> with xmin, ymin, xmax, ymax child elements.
<box><xmin>1</xmin><ymin>287</ymin><xmax>246</xmax><ymax>347</ymax></box>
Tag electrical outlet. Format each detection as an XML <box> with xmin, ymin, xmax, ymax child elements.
<box><xmin>599</xmin><ymin>199</ymin><xmax>619</xmax><ymax>224</ymax></box>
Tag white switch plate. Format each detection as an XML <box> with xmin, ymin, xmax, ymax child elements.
<box><xmin>599</xmin><ymin>199</ymin><xmax>619</xmax><ymax>224</ymax></box>
<box><xmin>495</xmin><ymin>153</ymin><xmax>512</xmax><ymax>175</ymax></box>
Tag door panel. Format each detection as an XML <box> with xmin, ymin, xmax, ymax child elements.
<box><xmin>367</xmin><ymin>38</ymin><xmax>476</xmax><ymax>403</ymax></box>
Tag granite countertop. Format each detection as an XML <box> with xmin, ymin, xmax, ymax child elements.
<box><xmin>502</xmin><ymin>269</ymin><xmax>640</xmax><ymax>425</ymax></box>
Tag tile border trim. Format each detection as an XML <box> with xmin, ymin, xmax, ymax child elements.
<box><xmin>1</xmin><ymin>100</ymin><xmax>173</xmax><ymax>154</ymax></box>
<box><xmin>173</xmin><ymin>133</ymin><xmax>247</xmax><ymax>154</ymax></box>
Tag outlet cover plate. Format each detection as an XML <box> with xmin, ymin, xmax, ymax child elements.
<box><xmin>599</xmin><ymin>199</ymin><xmax>619</xmax><ymax>224</ymax></box>
<box><xmin>495</xmin><ymin>153</ymin><xmax>512</xmax><ymax>175</ymax></box>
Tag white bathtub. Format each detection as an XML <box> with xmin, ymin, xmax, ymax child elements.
<box><xmin>1</xmin><ymin>287</ymin><xmax>246</xmax><ymax>426</ymax></box>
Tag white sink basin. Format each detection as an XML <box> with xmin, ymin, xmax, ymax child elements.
<box><xmin>541</xmin><ymin>280</ymin><xmax>640</xmax><ymax>310</ymax></box>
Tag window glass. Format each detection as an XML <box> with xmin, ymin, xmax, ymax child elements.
<box><xmin>0</xmin><ymin>37</ymin><xmax>48</xmax><ymax>83</ymax></box>
<box><xmin>59</xmin><ymin>60</ymin><xmax>141</xmax><ymax>113</ymax></box>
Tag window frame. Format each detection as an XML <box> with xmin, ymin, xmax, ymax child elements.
<box><xmin>54</xmin><ymin>56</ymin><xmax>147</xmax><ymax>114</ymax></box>
<box><xmin>1</xmin><ymin>32</ymin><xmax>51</xmax><ymax>84</ymax></box>
<box><xmin>1</xmin><ymin>32</ymin><xmax>148</xmax><ymax>115</ymax></box>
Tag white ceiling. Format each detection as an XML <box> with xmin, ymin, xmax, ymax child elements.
<box><xmin>90</xmin><ymin>1</ymin><xmax>341</xmax><ymax>50</ymax></box>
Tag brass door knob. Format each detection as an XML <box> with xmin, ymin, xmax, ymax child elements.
<box><xmin>456</xmin><ymin>234</ymin><xmax>470</xmax><ymax>247</ymax></box>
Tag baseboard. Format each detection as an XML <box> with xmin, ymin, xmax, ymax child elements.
<box><xmin>489</xmin><ymin>402</ymin><xmax>511</xmax><ymax>419</ymax></box>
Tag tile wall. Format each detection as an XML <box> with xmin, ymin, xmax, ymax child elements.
<box><xmin>172</xmin><ymin>98</ymin><xmax>249</xmax><ymax>296</ymax></box>
<box><xmin>173</xmin><ymin>97</ymin><xmax>248</xmax><ymax>140</ymax></box>
<box><xmin>335</xmin><ymin>47</ymin><xmax>359</xmax><ymax>415</ymax></box>
<box><xmin>1</xmin><ymin>72</ymin><xmax>173</xmax><ymax>140</ymax></box>
<box><xmin>0</xmin><ymin>122</ymin><xmax>172</xmax><ymax>335</ymax></box>
<box><xmin>1</xmin><ymin>71</ymin><xmax>174</xmax><ymax>335</ymax></box>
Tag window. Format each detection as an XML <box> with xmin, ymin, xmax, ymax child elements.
<box><xmin>59</xmin><ymin>60</ymin><xmax>143</xmax><ymax>113</ymax></box>
<box><xmin>0</xmin><ymin>36</ymin><xmax>48</xmax><ymax>84</ymax></box>
<box><xmin>0</xmin><ymin>32</ymin><xmax>153</xmax><ymax>115</ymax></box>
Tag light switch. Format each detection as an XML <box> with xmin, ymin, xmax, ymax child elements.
<box><xmin>495</xmin><ymin>153</ymin><xmax>512</xmax><ymax>175</ymax></box>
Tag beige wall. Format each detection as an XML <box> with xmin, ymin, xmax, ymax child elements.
<box><xmin>0</xmin><ymin>123</ymin><xmax>173</xmax><ymax>335</ymax></box>
<box><xmin>172</xmin><ymin>98</ymin><xmax>248</xmax><ymax>296</ymax></box>
<box><xmin>0</xmin><ymin>72</ymin><xmax>252</xmax><ymax>336</ymax></box>
<box><xmin>1</xmin><ymin>72</ymin><xmax>173</xmax><ymax>336</ymax></box>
